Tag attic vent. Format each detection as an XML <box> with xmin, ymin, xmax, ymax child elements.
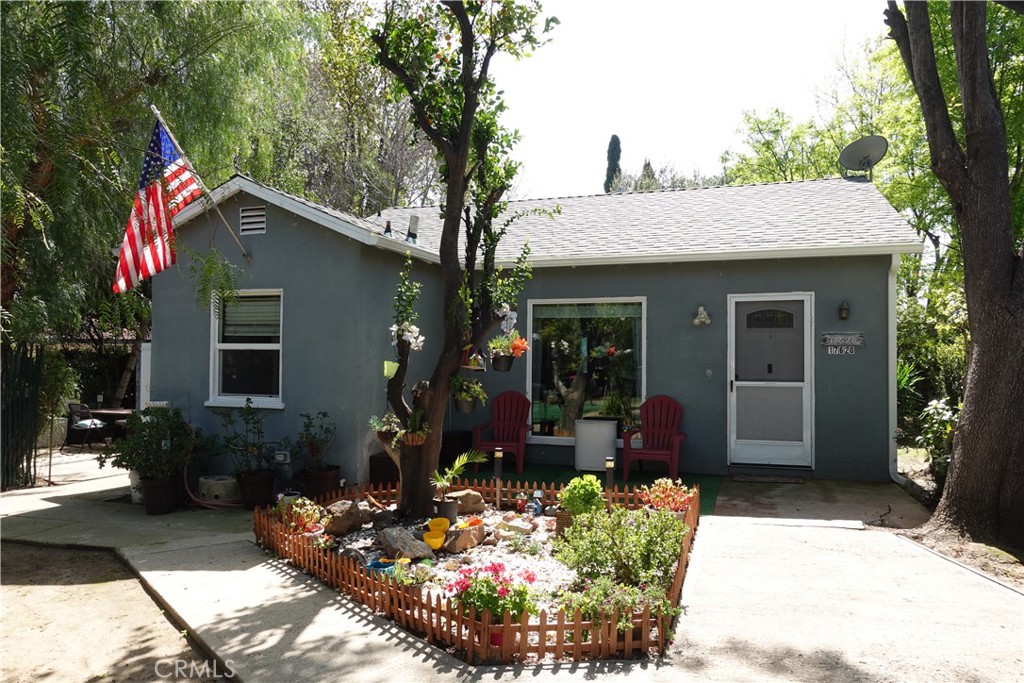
<box><xmin>239</xmin><ymin>206</ymin><xmax>267</xmax><ymax>235</ymax></box>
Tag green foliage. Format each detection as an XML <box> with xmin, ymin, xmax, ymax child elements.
<box><xmin>916</xmin><ymin>398</ymin><xmax>958</xmax><ymax>484</ymax></box>
<box><xmin>184</xmin><ymin>247</ymin><xmax>244</xmax><ymax>319</ymax></box>
<box><xmin>298</xmin><ymin>411</ymin><xmax>336</xmax><ymax>469</ymax></box>
<box><xmin>215</xmin><ymin>398</ymin><xmax>269</xmax><ymax>473</ymax></box>
<box><xmin>559</xmin><ymin>576</ymin><xmax>679</xmax><ymax>632</ymax></box>
<box><xmin>35</xmin><ymin>348</ymin><xmax>79</xmax><ymax>434</ymax></box>
<box><xmin>555</xmin><ymin>506</ymin><xmax>687</xmax><ymax>590</ymax></box>
<box><xmin>604</xmin><ymin>134</ymin><xmax>621</xmax><ymax>194</ymax></box>
<box><xmin>429</xmin><ymin>449</ymin><xmax>488</xmax><ymax>499</ymax></box>
<box><xmin>450</xmin><ymin>374</ymin><xmax>488</xmax><ymax>405</ymax></box>
<box><xmin>392</xmin><ymin>253</ymin><xmax>422</xmax><ymax>327</ymax></box>
<box><xmin>639</xmin><ymin>478</ymin><xmax>695</xmax><ymax>513</ymax></box>
<box><xmin>98</xmin><ymin>407</ymin><xmax>194</xmax><ymax>479</ymax></box>
<box><xmin>273</xmin><ymin>496</ymin><xmax>326</xmax><ymax>534</ymax></box>
<box><xmin>368</xmin><ymin>412</ymin><xmax>403</xmax><ymax>433</ymax></box>
<box><xmin>1</xmin><ymin>1</ymin><xmax>312</xmax><ymax>342</ymax></box>
<box><xmin>558</xmin><ymin>475</ymin><xmax>605</xmax><ymax>516</ymax></box>
<box><xmin>504</xmin><ymin>531</ymin><xmax>542</xmax><ymax>556</ymax></box>
<box><xmin>446</xmin><ymin>562</ymin><xmax>537</xmax><ymax>623</ymax></box>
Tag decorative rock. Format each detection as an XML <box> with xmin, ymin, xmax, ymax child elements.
<box><xmin>371</xmin><ymin>508</ymin><xmax>394</xmax><ymax>529</ymax></box>
<box><xmin>543</xmin><ymin>505</ymin><xmax>558</xmax><ymax>516</ymax></box>
<box><xmin>497</xmin><ymin>520</ymin><xmax>534</xmax><ymax>535</ymax></box>
<box><xmin>377</xmin><ymin>527</ymin><xmax>435</xmax><ymax>561</ymax></box>
<box><xmin>502</xmin><ymin>511</ymin><xmax>518</xmax><ymax>522</ymax></box>
<box><xmin>340</xmin><ymin>547</ymin><xmax>367</xmax><ymax>564</ymax></box>
<box><xmin>481</xmin><ymin>536</ymin><xmax>498</xmax><ymax>546</ymax></box>
<box><xmin>443</xmin><ymin>524</ymin><xmax>486</xmax><ymax>552</ymax></box>
<box><xmin>325</xmin><ymin>499</ymin><xmax>373</xmax><ymax>536</ymax></box>
<box><xmin>444</xmin><ymin>560</ymin><xmax>460</xmax><ymax>571</ymax></box>
<box><xmin>447</xmin><ymin>489</ymin><xmax>485</xmax><ymax>514</ymax></box>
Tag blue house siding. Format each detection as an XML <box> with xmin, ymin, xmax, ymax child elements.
<box><xmin>152</xmin><ymin>177</ymin><xmax>917</xmax><ymax>484</ymax></box>
<box><xmin>151</xmin><ymin>190</ymin><xmax>443</xmax><ymax>483</ymax></box>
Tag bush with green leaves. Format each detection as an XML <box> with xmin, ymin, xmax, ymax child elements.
<box><xmin>916</xmin><ymin>398</ymin><xmax>959</xmax><ymax>484</ymax></box>
<box><xmin>558</xmin><ymin>474</ymin><xmax>605</xmax><ymax>515</ymax></box>
<box><xmin>559</xmin><ymin>576</ymin><xmax>679</xmax><ymax>632</ymax></box>
<box><xmin>98</xmin><ymin>407</ymin><xmax>194</xmax><ymax>479</ymax></box>
<box><xmin>555</xmin><ymin>506</ymin><xmax>687</xmax><ymax>590</ymax></box>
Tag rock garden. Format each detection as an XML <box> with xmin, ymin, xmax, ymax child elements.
<box><xmin>254</xmin><ymin>469</ymin><xmax>700</xmax><ymax>664</ymax></box>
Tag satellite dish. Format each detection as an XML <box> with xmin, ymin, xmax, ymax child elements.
<box><xmin>839</xmin><ymin>135</ymin><xmax>888</xmax><ymax>179</ymax></box>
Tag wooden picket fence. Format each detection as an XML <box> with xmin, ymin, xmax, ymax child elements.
<box><xmin>254</xmin><ymin>479</ymin><xmax>700</xmax><ymax>664</ymax></box>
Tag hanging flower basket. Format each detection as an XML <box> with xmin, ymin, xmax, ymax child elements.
<box><xmin>454</xmin><ymin>397</ymin><xmax>478</xmax><ymax>413</ymax></box>
<box><xmin>403</xmin><ymin>432</ymin><xmax>427</xmax><ymax>447</ymax></box>
<box><xmin>491</xmin><ymin>355</ymin><xmax>513</xmax><ymax>372</ymax></box>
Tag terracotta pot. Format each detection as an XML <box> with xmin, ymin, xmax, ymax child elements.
<box><xmin>236</xmin><ymin>469</ymin><xmax>275</xmax><ymax>510</ymax></box>
<box><xmin>140</xmin><ymin>476</ymin><xmax>183</xmax><ymax>516</ymax></box>
<box><xmin>491</xmin><ymin>355</ymin><xmax>513</xmax><ymax>372</ymax></box>
<box><xmin>403</xmin><ymin>432</ymin><xmax>427</xmax><ymax>447</ymax></box>
<box><xmin>301</xmin><ymin>465</ymin><xmax>342</xmax><ymax>500</ymax></box>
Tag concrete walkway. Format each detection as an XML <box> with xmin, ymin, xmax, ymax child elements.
<box><xmin>2</xmin><ymin>452</ymin><xmax>1021</xmax><ymax>682</ymax></box>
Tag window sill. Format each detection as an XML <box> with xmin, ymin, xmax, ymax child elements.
<box><xmin>204</xmin><ymin>397</ymin><xmax>285</xmax><ymax>410</ymax></box>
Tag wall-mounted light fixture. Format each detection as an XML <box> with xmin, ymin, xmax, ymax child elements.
<box><xmin>692</xmin><ymin>306</ymin><xmax>711</xmax><ymax>326</ymax></box>
<box><xmin>838</xmin><ymin>301</ymin><xmax>850</xmax><ymax>321</ymax></box>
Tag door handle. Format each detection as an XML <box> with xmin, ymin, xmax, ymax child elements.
<box><xmin>730</xmin><ymin>380</ymin><xmax>734</xmax><ymax>393</ymax></box>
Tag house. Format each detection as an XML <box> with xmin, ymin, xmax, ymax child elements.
<box><xmin>150</xmin><ymin>174</ymin><xmax>922</xmax><ymax>484</ymax></box>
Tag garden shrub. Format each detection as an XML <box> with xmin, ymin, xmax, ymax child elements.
<box><xmin>916</xmin><ymin>398</ymin><xmax>959</xmax><ymax>486</ymax></box>
<box><xmin>554</xmin><ymin>506</ymin><xmax>686</xmax><ymax>590</ymax></box>
<box><xmin>559</xmin><ymin>576</ymin><xmax>679</xmax><ymax>632</ymax></box>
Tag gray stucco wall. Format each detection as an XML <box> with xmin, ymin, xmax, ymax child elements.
<box><xmin>460</xmin><ymin>255</ymin><xmax>893</xmax><ymax>481</ymax></box>
<box><xmin>152</xmin><ymin>192</ymin><xmax>894</xmax><ymax>483</ymax></box>
<box><xmin>151</xmin><ymin>191</ymin><xmax>442</xmax><ymax>483</ymax></box>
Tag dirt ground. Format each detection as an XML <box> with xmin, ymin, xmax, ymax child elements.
<box><xmin>0</xmin><ymin>542</ymin><xmax>224</xmax><ymax>682</ymax></box>
<box><xmin>897</xmin><ymin>449</ymin><xmax>1024</xmax><ymax>593</ymax></box>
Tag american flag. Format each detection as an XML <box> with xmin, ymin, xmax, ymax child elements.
<box><xmin>113</xmin><ymin>120</ymin><xmax>202</xmax><ymax>293</ymax></box>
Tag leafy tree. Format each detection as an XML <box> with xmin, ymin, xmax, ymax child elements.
<box><xmin>604</xmin><ymin>134</ymin><xmax>621</xmax><ymax>193</ymax></box>
<box><xmin>884</xmin><ymin>0</ymin><xmax>1024</xmax><ymax>547</ymax></box>
<box><xmin>370</xmin><ymin>0</ymin><xmax>556</xmax><ymax>516</ymax></box>
<box><xmin>1</xmin><ymin>1</ymin><xmax>311</xmax><ymax>344</ymax></box>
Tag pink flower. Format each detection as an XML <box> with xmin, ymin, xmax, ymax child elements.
<box><xmin>519</xmin><ymin>569</ymin><xmax>536</xmax><ymax>584</ymax></box>
<box><xmin>497</xmin><ymin>585</ymin><xmax>509</xmax><ymax>597</ymax></box>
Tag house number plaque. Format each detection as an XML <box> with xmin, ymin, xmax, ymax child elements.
<box><xmin>822</xmin><ymin>332</ymin><xmax>864</xmax><ymax>356</ymax></box>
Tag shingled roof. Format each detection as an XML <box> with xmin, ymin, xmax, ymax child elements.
<box><xmin>179</xmin><ymin>175</ymin><xmax>922</xmax><ymax>266</ymax></box>
<box><xmin>376</xmin><ymin>176</ymin><xmax>922</xmax><ymax>266</ymax></box>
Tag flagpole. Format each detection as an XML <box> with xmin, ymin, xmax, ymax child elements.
<box><xmin>149</xmin><ymin>105</ymin><xmax>252</xmax><ymax>265</ymax></box>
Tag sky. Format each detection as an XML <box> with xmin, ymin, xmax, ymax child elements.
<box><xmin>490</xmin><ymin>1</ymin><xmax>892</xmax><ymax>200</ymax></box>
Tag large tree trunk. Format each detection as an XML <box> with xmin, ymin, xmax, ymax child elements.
<box><xmin>886</xmin><ymin>1</ymin><xmax>1024</xmax><ymax>547</ymax></box>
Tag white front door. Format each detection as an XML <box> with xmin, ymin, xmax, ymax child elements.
<box><xmin>728</xmin><ymin>293</ymin><xmax>813</xmax><ymax>467</ymax></box>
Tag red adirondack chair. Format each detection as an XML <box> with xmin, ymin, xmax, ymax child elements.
<box><xmin>472</xmin><ymin>390</ymin><xmax>531</xmax><ymax>474</ymax></box>
<box><xmin>622</xmin><ymin>395</ymin><xmax>686</xmax><ymax>481</ymax></box>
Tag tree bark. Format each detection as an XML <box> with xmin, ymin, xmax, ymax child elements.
<box><xmin>886</xmin><ymin>1</ymin><xmax>1024</xmax><ymax>547</ymax></box>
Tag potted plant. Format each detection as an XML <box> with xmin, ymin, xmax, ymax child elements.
<box><xmin>445</xmin><ymin>562</ymin><xmax>537</xmax><ymax>645</ymax></box>
<box><xmin>273</xmin><ymin>495</ymin><xmax>327</xmax><ymax>535</ymax></box>
<box><xmin>639</xmin><ymin>478</ymin><xmax>695</xmax><ymax>520</ymax></box>
<box><xmin>401</xmin><ymin>407</ymin><xmax>430</xmax><ymax>447</ymax></box>
<box><xmin>298</xmin><ymin>411</ymin><xmax>340</xmax><ymax>499</ymax></box>
<box><xmin>450</xmin><ymin>374</ymin><xmax>487</xmax><ymax>413</ymax></box>
<box><xmin>429</xmin><ymin>449</ymin><xmax>488</xmax><ymax>522</ymax></box>
<box><xmin>98</xmin><ymin>407</ymin><xmax>193</xmax><ymax>515</ymax></box>
<box><xmin>218</xmin><ymin>398</ymin><xmax>274</xmax><ymax>510</ymax></box>
<box><xmin>369</xmin><ymin>412</ymin><xmax>403</xmax><ymax>447</ymax></box>
<box><xmin>487</xmin><ymin>329</ymin><xmax>529</xmax><ymax>372</ymax></box>
<box><xmin>556</xmin><ymin>474</ymin><xmax>606</xmax><ymax>536</ymax></box>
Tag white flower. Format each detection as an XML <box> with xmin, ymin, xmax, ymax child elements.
<box><xmin>391</xmin><ymin>321</ymin><xmax>425</xmax><ymax>351</ymax></box>
<box><xmin>500</xmin><ymin>311</ymin><xmax>518</xmax><ymax>334</ymax></box>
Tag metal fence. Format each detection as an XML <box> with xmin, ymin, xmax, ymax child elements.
<box><xmin>2</xmin><ymin>343</ymin><xmax>42</xmax><ymax>489</ymax></box>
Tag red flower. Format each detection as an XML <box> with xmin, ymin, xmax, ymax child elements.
<box><xmin>607</xmin><ymin>346</ymin><xmax>617</xmax><ymax>357</ymax></box>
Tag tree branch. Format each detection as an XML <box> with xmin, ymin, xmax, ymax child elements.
<box><xmin>885</xmin><ymin>1</ymin><xmax>969</xmax><ymax>197</ymax></box>
<box><xmin>369</xmin><ymin>19</ymin><xmax>455</xmax><ymax>163</ymax></box>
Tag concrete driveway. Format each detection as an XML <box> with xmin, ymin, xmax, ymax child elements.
<box><xmin>2</xmin><ymin>455</ymin><xmax>1021</xmax><ymax>683</ymax></box>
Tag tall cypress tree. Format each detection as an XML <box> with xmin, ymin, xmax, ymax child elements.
<box><xmin>604</xmin><ymin>134</ymin><xmax>621</xmax><ymax>193</ymax></box>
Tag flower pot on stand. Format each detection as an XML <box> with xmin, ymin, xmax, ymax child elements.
<box><xmin>236</xmin><ymin>469</ymin><xmax>275</xmax><ymax>510</ymax></box>
<box><xmin>301</xmin><ymin>465</ymin><xmax>342</xmax><ymax>500</ymax></box>
<box><xmin>140</xmin><ymin>476</ymin><xmax>183</xmax><ymax>516</ymax></box>
<box><xmin>435</xmin><ymin>497</ymin><xmax>459</xmax><ymax>524</ymax></box>
<box><xmin>491</xmin><ymin>355</ymin><xmax>513</xmax><ymax>372</ymax></box>
<box><xmin>454</xmin><ymin>397</ymin><xmax>478</xmax><ymax>413</ymax></box>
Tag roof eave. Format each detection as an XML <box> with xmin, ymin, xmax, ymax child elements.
<box><xmin>520</xmin><ymin>241</ymin><xmax>924</xmax><ymax>268</ymax></box>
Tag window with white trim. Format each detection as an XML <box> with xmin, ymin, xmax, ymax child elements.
<box><xmin>528</xmin><ymin>299</ymin><xmax>645</xmax><ymax>438</ymax></box>
<box><xmin>211</xmin><ymin>291</ymin><xmax>282</xmax><ymax>404</ymax></box>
